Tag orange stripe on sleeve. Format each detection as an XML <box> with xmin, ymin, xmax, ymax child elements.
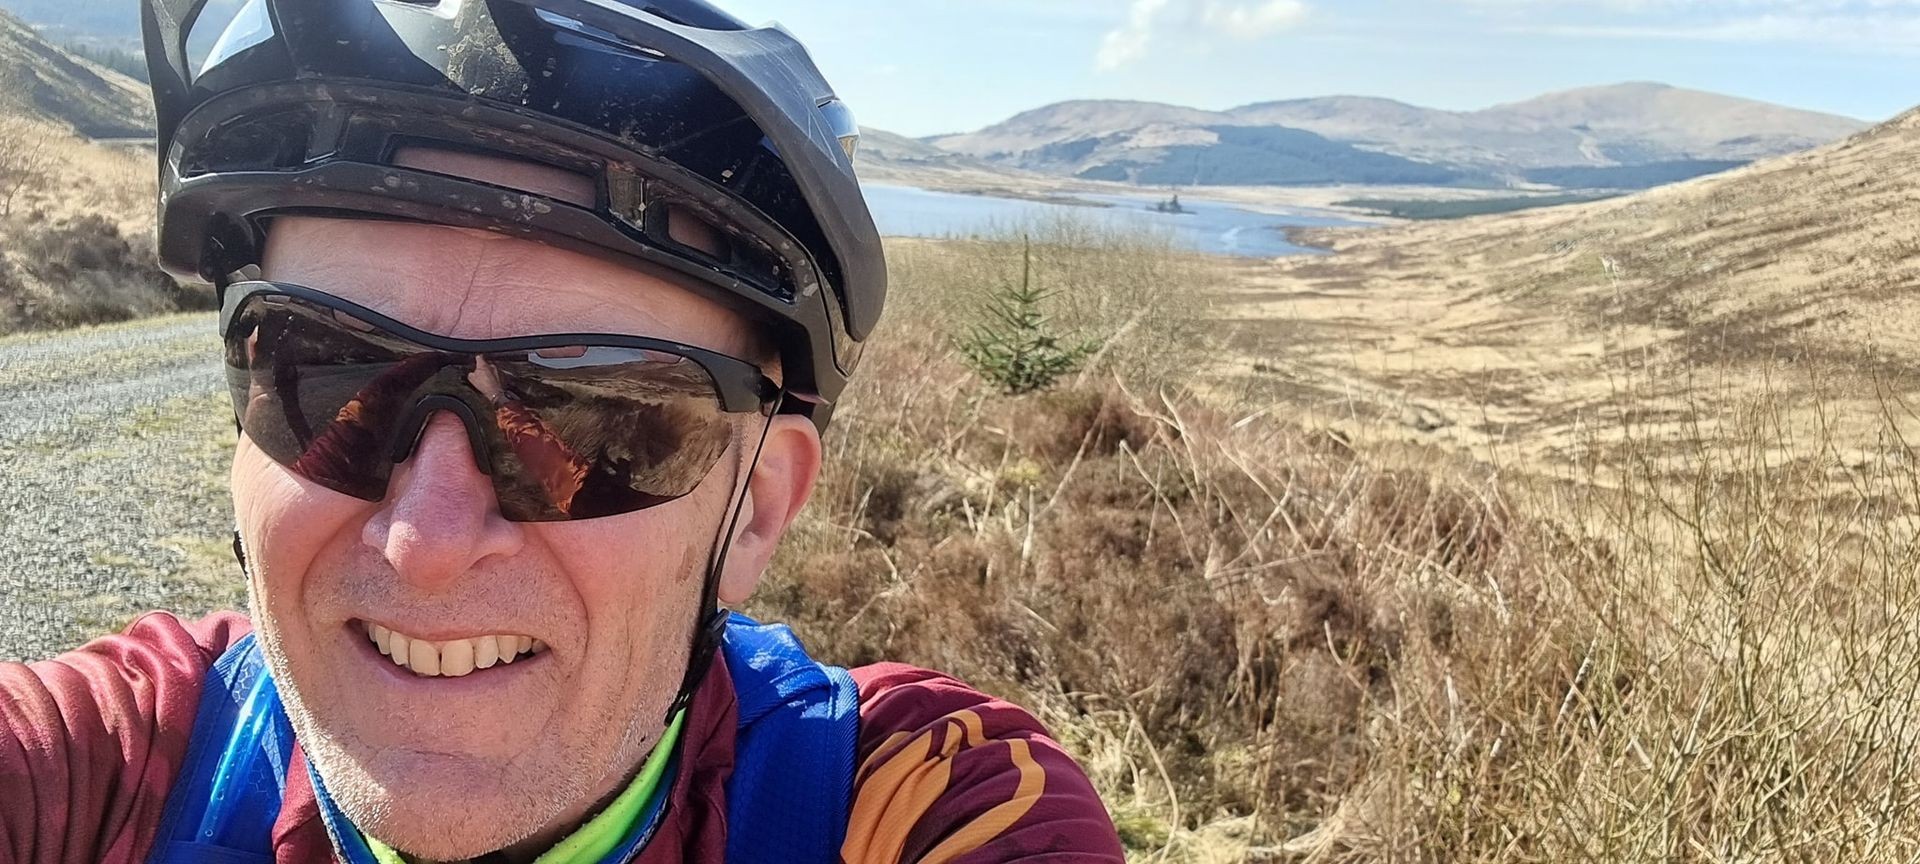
<box><xmin>843</xmin><ymin>709</ymin><xmax>1021</xmax><ymax>864</ymax></box>
<box><xmin>842</xmin><ymin>726</ymin><xmax>950</xmax><ymax>863</ymax></box>
<box><xmin>911</xmin><ymin>738</ymin><xmax>1045</xmax><ymax>864</ymax></box>
<box><xmin>856</xmin><ymin>729</ymin><xmax>915</xmax><ymax>784</ymax></box>
<box><xmin>842</xmin><ymin>665</ymin><xmax>1125</xmax><ymax>863</ymax></box>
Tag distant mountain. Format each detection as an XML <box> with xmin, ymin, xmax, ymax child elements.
<box><xmin>859</xmin><ymin>126</ymin><xmax>975</xmax><ymax>166</ymax></box>
<box><xmin>1474</xmin><ymin>83</ymin><xmax>1859</xmax><ymax>163</ymax></box>
<box><xmin>0</xmin><ymin>9</ymin><xmax>151</xmax><ymax>138</ymax></box>
<box><xmin>1026</xmin><ymin>124</ymin><xmax>1472</xmax><ymax>187</ymax></box>
<box><xmin>928</xmin><ymin>100</ymin><xmax>1228</xmax><ymax>160</ymax></box>
<box><xmin>852</xmin><ymin>125</ymin><xmax>1053</xmax><ymax>189</ymax></box>
<box><xmin>934</xmin><ymin>84</ymin><xmax>1872</xmax><ymax>190</ymax></box>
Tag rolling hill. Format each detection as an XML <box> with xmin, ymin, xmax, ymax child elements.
<box><xmin>934</xmin><ymin>84</ymin><xmax>1871</xmax><ymax>190</ymax></box>
<box><xmin>1219</xmin><ymin>101</ymin><xmax>1920</xmax><ymax>471</ymax></box>
<box><xmin>0</xmin><ymin>8</ymin><xmax>193</xmax><ymax>333</ymax></box>
<box><xmin>0</xmin><ymin>9</ymin><xmax>151</xmax><ymax>138</ymax></box>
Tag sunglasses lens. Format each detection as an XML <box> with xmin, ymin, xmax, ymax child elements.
<box><xmin>224</xmin><ymin>293</ymin><xmax>748</xmax><ymax>521</ymax></box>
<box><xmin>226</xmin><ymin>297</ymin><xmax>408</xmax><ymax>501</ymax></box>
<box><xmin>480</xmin><ymin>348</ymin><xmax>735</xmax><ymax>521</ymax></box>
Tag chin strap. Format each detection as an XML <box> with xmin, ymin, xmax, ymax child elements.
<box><xmin>232</xmin><ymin>528</ymin><xmax>249</xmax><ymax>575</ymax></box>
<box><xmin>665</xmin><ymin>403</ymin><xmax>781</xmax><ymax>723</ymax></box>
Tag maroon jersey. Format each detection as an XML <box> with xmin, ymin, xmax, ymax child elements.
<box><xmin>0</xmin><ymin>612</ymin><xmax>1123</xmax><ymax>863</ymax></box>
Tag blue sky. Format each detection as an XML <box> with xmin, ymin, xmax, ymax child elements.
<box><xmin>720</xmin><ymin>0</ymin><xmax>1920</xmax><ymax>137</ymax></box>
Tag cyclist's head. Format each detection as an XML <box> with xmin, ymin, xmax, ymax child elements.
<box><xmin>144</xmin><ymin>1</ymin><xmax>883</xmax><ymax>857</ymax></box>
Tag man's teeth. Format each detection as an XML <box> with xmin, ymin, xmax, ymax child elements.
<box><xmin>365</xmin><ymin>623</ymin><xmax>545</xmax><ymax>678</ymax></box>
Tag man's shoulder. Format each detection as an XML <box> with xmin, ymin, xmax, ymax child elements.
<box><xmin>840</xmin><ymin>663</ymin><xmax>1125</xmax><ymax>863</ymax></box>
<box><xmin>118</xmin><ymin>609</ymin><xmax>255</xmax><ymax>660</ymax></box>
<box><xmin>14</xmin><ymin>609</ymin><xmax>253</xmax><ymax>692</ymax></box>
<box><xmin>0</xmin><ymin>610</ymin><xmax>259</xmax><ymax>864</ymax></box>
<box><xmin>848</xmin><ymin>663</ymin><xmax>1044</xmax><ymax>738</ymax></box>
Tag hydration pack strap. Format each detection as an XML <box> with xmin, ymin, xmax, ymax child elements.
<box><xmin>147</xmin><ymin>618</ymin><xmax>859</xmax><ymax>864</ymax></box>
<box><xmin>146</xmin><ymin>635</ymin><xmax>295</xmax><ymax>864</ymax></box>
<box><xmin>720</xmin><ymin>612</ymin><xmax>862</xmax><ymax>864</ymax></box>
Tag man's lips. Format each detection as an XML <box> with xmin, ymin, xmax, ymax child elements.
<box><xmin>351</xmin><ymin>619</ymin><xmax>548</xmax><ymax>679</ymax></box>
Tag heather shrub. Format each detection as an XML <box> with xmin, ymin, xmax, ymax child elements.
<box><xmin>750</xmin><ymin>220</ymin><xmax>1920</xmax><ymax>862</ymax></box>
<box><xmin>4</xmin><ymin>212</ymin><xmax>210</xmax><ymax>331</ymax></box>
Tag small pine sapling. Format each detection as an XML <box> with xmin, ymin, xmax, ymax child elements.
<box><xmin>958</xmin><ymin>238</ymin><xmax>1097</xmax><ymax>395</ymax></box>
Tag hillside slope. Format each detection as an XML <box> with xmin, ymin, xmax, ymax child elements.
<box><xmin>0</xmin><ymin>9</ymin><xmax>151</xmax><ymax>137</ymax></box>
<box><xmin>0</xmin><ymin>13</ymin><xmax>201</xmax><ymax>332</ymax></box>
<box><xmin>0</xmin><ymin>107</ymin><xmax>186</xmax><ymax>332</ymax></box>
<box><xmin>1219</xmin><ymin>104</ymin><xmax>1920</xmax><ymax>476</ymax></box>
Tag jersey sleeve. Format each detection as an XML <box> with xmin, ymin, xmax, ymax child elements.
<box><xmin>0</xmin><ymin>611</ymin><xmax>252</xmax><ymax>864</ymax></box>
<box><xmin>839</xmin><ymin>664</ymin><xmax>1125</xmax><ymax>864</ymax></box>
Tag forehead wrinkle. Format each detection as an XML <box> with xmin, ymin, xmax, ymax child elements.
<box><xmin>263</xmin><ymin>218</ymin><xmax>489</xmax><ymax>335</ymax></box>
<box><xmin>458</xmin><ymin>243</ymin><xmax>681</xmax><ymax>340</ymax></box>
<box><xmin>458</xmin><ymin>237</ymin><xmax>756</xmax><ymax>351</ymax></box>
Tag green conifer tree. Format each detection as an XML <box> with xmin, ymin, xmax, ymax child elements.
<box><xmin>958</xmin><ymin>238</ymin><xmax>1097</xmax><ymax>395</ymax></box>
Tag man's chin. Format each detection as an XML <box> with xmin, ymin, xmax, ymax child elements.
<box><xmin>319</xmin><ymin>747</ymin><xmax>564</xmax><ymax>858</ymax></box>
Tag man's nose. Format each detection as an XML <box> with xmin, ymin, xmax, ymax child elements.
<box><xmin>362</xmin><ymin>412</ymin><xmax>524</xmax><ymax>590</ymax></box>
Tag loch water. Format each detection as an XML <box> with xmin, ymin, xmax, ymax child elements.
<box><xmin>859</xmin><ymin>183</ymin><xmax>1371</xmax><ymax>259</ymax></box>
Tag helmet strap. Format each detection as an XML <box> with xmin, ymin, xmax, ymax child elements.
<box><xmin>666</xmin><ymin>398</ymin><xmax>781</xmax><ymax>722</ymax></box>
<box><xmin>232</xmin><ymin>527</ymin><xmax>249</xmax><ymax>575</ymax></box>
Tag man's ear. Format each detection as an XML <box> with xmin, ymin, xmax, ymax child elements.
<box><xmin>717</xmin><ymin>415</ymin><xmax>822</xmax><ymax>605</ymax></box>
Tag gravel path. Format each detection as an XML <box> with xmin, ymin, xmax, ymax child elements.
<box><xmin>0</xmin><ymin>314</ymin><xmax>241</xmax><ymax>662</ymax></box>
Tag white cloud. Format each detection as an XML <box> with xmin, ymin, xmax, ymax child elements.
<box><xmin>1098</xmin><ymin>0</ymin><xmax>1176</xmax><ymax>71</ymax></box>
<box><xmin>1097</xmin><ymin>0</ymin><xmax>1313</xmax><ymax>70</ymax></box>
<box><xmin>1201</xmin><ymin>0</ymin><xmax>1312</xmax><ymax>38</ymax></box>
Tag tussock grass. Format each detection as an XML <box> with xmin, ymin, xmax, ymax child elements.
<box><xmin>0</xmin><ymin>118</ymin><xmax>206</xmax><ymax>333</ymax></box>
<box><xmin>751</xmin><ymin>219</ymin><xmax>1920</xmax><ymax>862</ymax></box>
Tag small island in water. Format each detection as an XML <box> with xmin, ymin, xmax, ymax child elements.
<box><xmin>1150</xmin><ymin>193</ymin><xmax>1193</xmax><ymax>215</ymax></box>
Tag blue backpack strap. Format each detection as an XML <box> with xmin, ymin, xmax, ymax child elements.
<box><xmin>721</xmin><ymin>612</ymin><xmax>861</xmax><ymax>864</ymax></box>
<box><xmin>147</xmin><ymin>634</ymin><xmax>297</xmax><ymax>864</ymax></box>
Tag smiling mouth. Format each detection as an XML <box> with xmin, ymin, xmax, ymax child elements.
<box><xmin>363</xmin><ymin>622</ymin><xmax>548</xmax><ymax>678</ymax></box>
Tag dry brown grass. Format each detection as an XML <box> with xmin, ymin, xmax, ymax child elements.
<box><xmin>0</xmin><ymin>117</ymin><xmax>205</xmax><ymax>333</ymax></box>
<box><xmin>12</xmin><ymin>94</ymin><xmax>1915</xmax><ymax>859</ymax></box>
<box><xmin>746</xmin><ymin>214</ymin><xmax>1920</xmax><ymax>862</ymax></box>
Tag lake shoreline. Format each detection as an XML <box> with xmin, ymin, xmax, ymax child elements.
<box><xmin>861</xmin><ymin>182</ymin><xmax>1375</xmax><ymax>259</ymax></box>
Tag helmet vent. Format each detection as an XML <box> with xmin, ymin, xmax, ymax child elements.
<box><xmin>186</xmin><ymin>0</ymin><xmax>272</xmax><ymax>81</ymax></box>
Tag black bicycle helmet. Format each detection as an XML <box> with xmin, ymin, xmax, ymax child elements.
<box><xmin>142</xmin><ymin>0</ymin><xmax>886</xmax><ymax>430</ymax></box>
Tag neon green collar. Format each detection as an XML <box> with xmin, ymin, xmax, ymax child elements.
<box><xmin>362</xmin><ymin>710</ymin><xmax>686</xmax><ymax>864</ymax></box>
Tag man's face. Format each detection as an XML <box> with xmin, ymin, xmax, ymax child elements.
<box><xmin>232</xmin><ymin>207</ymin><xmax>778</xmax><ymax>857</ymax></box>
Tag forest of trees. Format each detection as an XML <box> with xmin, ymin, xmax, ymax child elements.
<box><xmin>1520</xmin><ymin>160</ymin><xmax>1750</xmax><ymax>190</ymax></box>
<box><xmin>63</xmin><ymin>42</ymin><xmax>148</xmax><ymax>83</ymax></box>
